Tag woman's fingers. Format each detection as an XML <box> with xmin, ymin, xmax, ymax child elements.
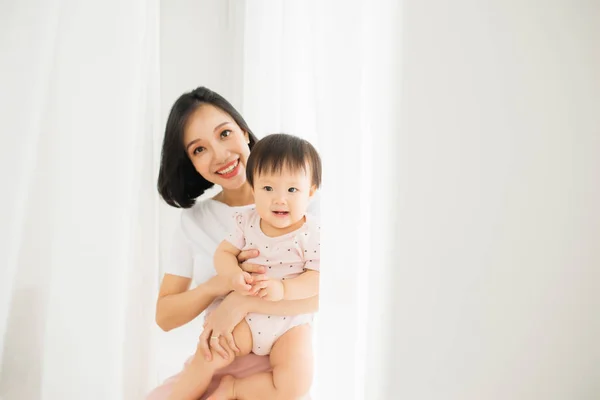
<box><xmin>211</xmin><ymin>336</ymin><xmax>229</xmax><ymax>360</ymax></box>
<box><xmin>258</xmin><ymin>288</ymin><xmax>268</xmax><ymax>298</ymax></box>
<box><xmin>198</xmin><ymin>328</ymin><xmax>213</xmax><ymax>361</ymax></box>
<box><xmin>251</xmin><ymin>274</ymin><xmax>269</xmax><ymax>283</ymax></box>
<box><xmin>237</xmin><ymin>249</ymin><xmax>260</xmax><ymax>263</ymax></box>
<box><xmin>240</xmin><ymin>262</ymin><xmax>265</xmax><ymax>274</ymax></box>
<box><xmin>224</xmin><ymin>331</ymin><xmax>239</xmax><ymax>353</ymax></box>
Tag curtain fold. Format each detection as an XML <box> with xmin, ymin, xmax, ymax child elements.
<box><xmin>241</xmin><ymin>1</ymin><xmax>401</xmax><ymax>398</ymax></box>
<box><xmin>0</xmin><ymin>0</ymin><xmax>160</xmax><ymax>398</ymax></box>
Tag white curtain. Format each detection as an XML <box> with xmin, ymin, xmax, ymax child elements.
<box><xmin>3</xmin><ymin>1</ymin><xmax>599</xmax><ymax>399</ymax></box>
<box><xmin>239</xmin><ymin>0</ymin><xmax>600</xmax><ymax>399</ymax></box>
<box><xmin>0</xmin><ymin>0</ymin><xmax>160</xmax><ymax>399</ymax></box>
<box><xmin>240</xmin><ymin>1</ymin><xmax>400</xmax><ymax>399</ymax></box>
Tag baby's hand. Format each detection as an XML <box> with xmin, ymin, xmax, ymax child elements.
<box><xmin>251</xmin><ymin>278</ymin><xmax>284</xmax><ymax>301</ymax></box>
<box><xmin>230</xmin><ymin>270</ymin><xmax>253</xmax><ymax>295</ymax></box>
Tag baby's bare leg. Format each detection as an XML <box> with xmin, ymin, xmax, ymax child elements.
<box><xmin>166</xmin><ymin>320</ymin><xmax>253</xmax><ymax>400</ymax></box>
<box><xmin>209</xmin><ymin>324</ymin><xmax>313</xmax><ymax>400</ymax></box>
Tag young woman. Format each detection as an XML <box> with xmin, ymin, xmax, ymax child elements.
<box><xmin>146</xmin><ymin>87</ymin><xmax>319</xmax><ymax>400</ymax></box>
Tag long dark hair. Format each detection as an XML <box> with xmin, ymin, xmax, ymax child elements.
<box><xmin>157</xmin><ymin>87</ymin><xmax>258</xmax><ymax>208</ymax></box>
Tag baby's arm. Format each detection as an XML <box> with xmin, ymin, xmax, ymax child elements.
<box><xmin>214</xmin><ymin>240</ymin><xmax>253</xmax><ymax>294</ymax></box>
<box><xmin>254</xmin><ymin>269</ymin><xmax>319</xmax><ymax>301</ymax></box>
<box><xmin>281</xmin><ymin>270</ymin><xmax>319</xmax><ymax>300</ymax></box>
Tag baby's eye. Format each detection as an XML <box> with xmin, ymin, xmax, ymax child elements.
<box><xmin>220</xmin><ymin>129</ymin><xmax>232</xmax><ymax>138</ymax></box>
<box><xmin>263</xmin><ymin>186</ymin><xmax>273</xmax><ymax>192</ymax></box>
<box><xmin>288</xmin><ymin>187</ymin><xmax>298</xmax><ymax>193</ymax></box>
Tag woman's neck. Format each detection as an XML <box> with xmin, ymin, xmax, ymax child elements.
<box><xmin>215</xmin><ymin>183</ymin><xmax>254</xmax><ymax>207</ymax></box>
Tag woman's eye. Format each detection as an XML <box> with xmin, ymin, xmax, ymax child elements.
<box><xmin>220</xmin><ymin>129</ymin><xmax>232</xmax><ymax>138</ymax></box>
<box><xmin>288</xmin><ymin>187</ymin><xmax>298</xmax><ymax>193</ymax></box>
<box><xmin>193</xmin><ymin>147</ymin><xmax>205</xmax><ymax>155</ymax></box>
<box><xmin>263</xmin><ymin>186</ymin><xmax>273</xmax><ymax>192</ymax></box>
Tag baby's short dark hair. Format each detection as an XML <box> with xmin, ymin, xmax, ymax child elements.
<box><xmin>246</xmin><ymin>133</ymin><xmax>322</xmax><ymax>188</ymax></box>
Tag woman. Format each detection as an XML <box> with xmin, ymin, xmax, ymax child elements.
<box><xmin>146</xmin><ymin>87</ymin><xmax>319</xmax><ymax>399</ymax></box>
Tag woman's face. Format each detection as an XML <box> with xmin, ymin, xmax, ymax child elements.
<box><xmin>183</xmin><ymin>104</ymin><xmax>250</xmax><ymax>190</ymax></box>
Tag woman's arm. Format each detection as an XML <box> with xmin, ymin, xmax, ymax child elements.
<box><xmin>212</xmin><ymin>290</ymin><xmax>319</xmax><ymax>319</ymax></box>
<box><xmin>155</xmin><ymin>273</ymin><xmax>229</xmax><ymax>332</ymax></box>
<box><xmin>245</xmin><ymin>292</ymin><xmax>319</xmax><ymax>315</ymax></box>
<box><xmin>156</xmin><ymin>249</ymin><xmax>265</xmax><ymax>332</ymax></box>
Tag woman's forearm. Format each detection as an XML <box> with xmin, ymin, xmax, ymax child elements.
<box><xmin>156</xmin><ymin>276</ymin><xmax>228</xmax><ymax>331</ymax></box>
<box><xmin>244</xmin><ymin>294</ymin><xmax>319</xmax><ymax>316</ymax></box>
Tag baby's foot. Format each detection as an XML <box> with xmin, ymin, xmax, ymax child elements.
<box><xmin>206</xmin><ymin>375</ymin><xmax>235</xmax><ymax>400</ymax></box>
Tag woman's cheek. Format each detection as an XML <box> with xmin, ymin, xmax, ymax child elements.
<box><xmin>201</xmin><ymin>157</ymin><xmax>214</xmax><ymax>175</ymax></box>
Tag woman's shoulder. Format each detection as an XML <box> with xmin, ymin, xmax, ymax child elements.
<box><xmin>181</xmin><ymin>197</ymin><xmax>227</xmax><ymax>223</ymax></box>
<box><xmin>180</xmin><ymin>197</ymin><xmax>255</xmax><ymax>234</ymax></box>
<box><xmin>177</xmin><ymin>197</ymin><xmax>223</xmax><ymax>236</ymax></box>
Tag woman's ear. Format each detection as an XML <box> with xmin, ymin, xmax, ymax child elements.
<box><xmin>243</xmin><ymin>131</ymin><xmax>250</xmax><ymax>144</ymax></box>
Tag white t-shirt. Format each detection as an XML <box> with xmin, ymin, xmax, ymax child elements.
<box><xmin>164</xmin><ymin>194</ymin><xmax>320</xmax><ymax>286</ymax></box>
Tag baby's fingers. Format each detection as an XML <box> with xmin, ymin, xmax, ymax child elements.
<box><xmin>250</xmin><ymin>281</ymin><xmax>269</xmax><ymax>295</ymax></box>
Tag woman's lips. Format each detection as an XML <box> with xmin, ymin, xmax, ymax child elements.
<box><xmin>215</xmin><ymin>159</ymin><xmax>240</xmax><ymax>178</ymax></box>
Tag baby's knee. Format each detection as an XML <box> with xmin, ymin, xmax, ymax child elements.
<box><xmin>276</xmin><ymin>390</ymin><xmax>309</xmax><ymax>400</ymax></box>
<box><xmin>191</xmin><ymin>344</ymin><xmax>234</xmax><ymax>370</ymax></box>
<box><xmin>275</xmin><ymin>378</ymin><xmax>312</xmax><ymax>400</ymax></box>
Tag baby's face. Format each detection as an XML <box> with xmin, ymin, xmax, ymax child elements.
<box><xmin>252</xmin><ymin>166</ymin><xmax>315</xmax><ymax>234</ymax></box>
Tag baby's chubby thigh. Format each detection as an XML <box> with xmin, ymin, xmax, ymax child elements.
<box><xmin>270</xmin><ymin>323</ymin><xmax>314</xmax><ymax>397</ymax></box>
<box><xmin>231</xmin><ymin>319</ymin><xmax>253</xmax><ymax>356</ymax></box>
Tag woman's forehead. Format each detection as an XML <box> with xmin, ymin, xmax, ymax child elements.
<box><xmin>184</xmin><ymin>105</ymin><xmax>234</xmax><ymax>140</ymax></box>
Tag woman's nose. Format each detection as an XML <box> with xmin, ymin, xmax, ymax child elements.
<box><xmin>213</xmin><ymin>143</ymin><xmax>230</xmax><ymax>163</ymax></box>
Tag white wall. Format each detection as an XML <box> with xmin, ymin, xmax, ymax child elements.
<box><xmin>390</xmin><ymin>1</ymin><xmax>600</xmax><ymax>399</ymax></box>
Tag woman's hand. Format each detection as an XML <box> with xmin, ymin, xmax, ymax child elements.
<box><xmin>229</xmin><ymin>249</ymin><xmax>267</xmax><ymax>295</ymax></box>
<box><xmin>198</xmin><ymin>248</ymin><xmax>266</xmax><ymax>360</ymax></box>
<box><xmin>237</xmin><ymin>249</ymin><xmax>265</xmax><ymax>275</ymax></box>
<box><xmin>230</xmin><ymin>270</ymin><xmax>254</xmax><ymax>294</ymax></box>
<box><xmin>198</xmin><ymin>291</ymin><xmax>249</xmax><ymax>361</ymax></box>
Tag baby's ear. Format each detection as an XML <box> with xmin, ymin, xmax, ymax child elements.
<box><xmin>309</xmin><ymin>185</ymin><xmax>317</xmax><ymax>197</ymax></box>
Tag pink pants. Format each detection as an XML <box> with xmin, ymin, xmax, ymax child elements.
<box><xmin>145</xmin><ymin>353</ymin><xmax>311</xmax><ymax>399</ymax></box>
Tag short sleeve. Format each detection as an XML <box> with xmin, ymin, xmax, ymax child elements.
<box><xmin>225</xmin><ymin>212</ymin><xmax>247</xmax><ymax>250</ymax></box>
<box><xmin>163</xmin><ymin>221</ymin><xmax>193</xmax><ymax>278</ymax></box>
<box><xmin>303</xmin><ymin>218</ymin><xmax>320</xmax><ymax>272</ymax></box>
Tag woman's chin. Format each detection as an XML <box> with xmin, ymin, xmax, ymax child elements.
<box><xmin>215</xmin><ymin>174</ymin><xmax>247</xmax><ymax>191</ymax></box>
